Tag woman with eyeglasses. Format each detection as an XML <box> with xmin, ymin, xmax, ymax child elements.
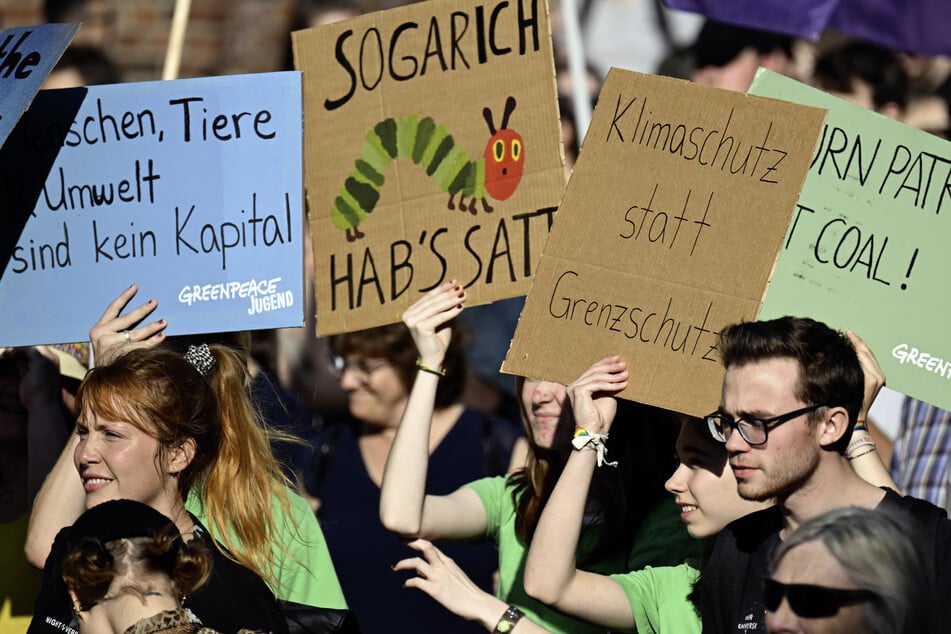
<box><xmin>513</xmin><ymin>334</ymin><xmax>898</xmax><ymax>633</ymax></box>
<box><xmin>300</xmin><ymin>296</ymin><xmax>524</xmax><ymax>634</ymax></box>
<box><xmin>765</xmin><ymin>506</ymin><xmax>936</xmax><ymax>633</ymax></box>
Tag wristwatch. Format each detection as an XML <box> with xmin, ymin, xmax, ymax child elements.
<box><xmin>493</xmin><ymin>605</ymin><xmax>525</xmax><ymax>633</ymax></box>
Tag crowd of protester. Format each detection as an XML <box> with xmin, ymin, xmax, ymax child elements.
<box><xmin>2</xmin><ymin>1</ymin><xmax>951</xmax><ymax>633</ymax></box>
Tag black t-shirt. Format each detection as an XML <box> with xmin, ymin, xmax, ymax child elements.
<box><xmin>732</xmin><ymin>531</ymin><xmax>778</xmax><ymax>632</ymax></box>
<box><xmin>29</xmin><ymin>518</ymin><xmax>287</xmax><ymax>634</ymax></box>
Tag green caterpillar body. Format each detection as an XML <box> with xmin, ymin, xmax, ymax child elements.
<box><xmin>331</xmin><ymin>114</ymin><xmax>487</xmax><ymax>241</ymax></box>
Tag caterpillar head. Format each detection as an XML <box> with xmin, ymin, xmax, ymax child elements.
<box><xmin>482</xmin><ymin>96</ymin><xmax>524</xmax><ymax>201</ymax></box>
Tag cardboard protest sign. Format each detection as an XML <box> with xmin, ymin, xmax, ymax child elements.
<box><xmin>503</xmin><ymin>68</ymin><xmax>826</xmax><ymax>416</ymax></box>
<box><xmin>752</xmin><ymin>70</ymin><xmax>951</xmax><ymax>412</ymax></box>
<box><xmin>292</xmin><ymin>0</ymin><xmax>565</xmax><ymax>335</ymax></box>
<box><xmin>0</xmin><ymin>72</ymin><xmax>304</xmax><ymax>347</ymax></box>
<box><xmin>0</xmin><ymin>23</ymin><xmax>79</xmax><ymax>148</ymax></box>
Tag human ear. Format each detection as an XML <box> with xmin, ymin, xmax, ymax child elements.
<box><xmin>818</xmin><ymin>407</ymin><xmax>851</xmax><ymax>448</ymax></box>
<box><xmin>166</xmin><ymin>438</ymin><xmax>197</xmax><ymax>475</ymax></box>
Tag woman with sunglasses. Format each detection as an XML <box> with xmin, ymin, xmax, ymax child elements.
<box><xmin>765</xmin><ymin>506</ymin><xmax>936</xmax><ymax>633</ymax></box>
<box><xmin>516</xmin><ymin>334</ymin><xmax>897</xmax><ymax>633</ymax></box>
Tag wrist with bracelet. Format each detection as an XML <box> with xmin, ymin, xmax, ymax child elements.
<box><xmin>416</xmin><ymin>358</ymin><xmax>446</xmax><ymax>377</ymax></box>
<box><xmin>492</xmin><ymin>605</ymin><xmax>524</xmax><ymax>633</ymax></box>
<box><xmin>846</xmin><ymin>431</ymin><xmax>876</xmax><ymax>460</ymax></box>
<box><xmin>571</xmin><ymin>426</ymin><xmax>618</xmax><ymax>468</ymax></box>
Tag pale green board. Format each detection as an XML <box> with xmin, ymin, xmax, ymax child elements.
<box><xmin>752</xmin><ymin>69</ymin><xmax>951</xmax><ymax>412</ymax></box>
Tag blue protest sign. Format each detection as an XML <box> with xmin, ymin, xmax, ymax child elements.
<box><xmin>0</xmin><ymin>23</ymin><xmax>78</xmax><ymax>148</ymax></box>
<box><xmin>0</xmin><ymin>71</ymin><xmax>304</xmax><ymax>346</ymax></box>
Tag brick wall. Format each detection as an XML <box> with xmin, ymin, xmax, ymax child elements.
<box><xmin>0</xmin><ymin>0</ymin><xmax>298</xmax><ymax>82</ymax></box>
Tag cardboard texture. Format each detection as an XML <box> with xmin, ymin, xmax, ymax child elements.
<box><xmin>292</xmin><ymin>0</ymin><xmax>565</xmax><ymax>335</ymax></box>
<box><xmin>0</xmin><ymin>72</ymin><xmax>304</xmax><ymax>346</ymax></box>
<box><xmin>0</xmin><ymin>23</ymin><xmax>79</xmax><ymax>148</ymax></box>
<box><xmin>503</xmin><ymin>68</ymin><xmax>826</xmax><ymax>417</ymax></box>
<box><xmin>753</xmin><ymin>69</ymin><xmax>951</xmax><ymax>412</ymax></box>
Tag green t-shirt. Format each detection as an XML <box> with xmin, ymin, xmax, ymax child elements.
<box><xmin>186</xmin><ymin>487</ymin><xmax>347</xmax><ymax>608</ymax></box>
<box><xmin>466</xmin><ymin>476</ymin><xmax>698</xmax><ymax>634</ymax></box>
<box><xmin>610</xmin><ymin>563</ymin><xmax>700</xmax><ymax>634</ymax></box>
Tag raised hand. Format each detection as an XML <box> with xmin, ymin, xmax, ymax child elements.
<box><xmin>566</xmin><ymin>356</ymin><xmax>628</xmax><ymax>436</ymax></box>
<box><xmin>393</xmin><ymin>538</ymin><xmax>502</xmax><ymax>625</ymax></box>
<box><xmin>401</xmin><ymin>280</ymin><xmax>465</xmax><ymax>369</ymax></box>
<box><xmin>89</xmin><ymin>284</ymin><xmax>167</xmax><ymax>365</ymax></box>
<box><xmin>846</xmin><ymin>331</ymin><xmax>885</xmax><ymax>420</ymax></box>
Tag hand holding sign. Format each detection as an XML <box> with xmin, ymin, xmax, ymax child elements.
<box><xmin>89</xmin><ymin>284</ymin><xmax>167</xmax><ymax>365</ymax></box>
<box><xmin>566</xmin><ymin>357</ymin><xmax>628</xmax><ymax>437</ymax></box>
<box><xmin>401</xmin><ymin>280</ymin><xmax>466</xmax><ymax>369</ymax></box>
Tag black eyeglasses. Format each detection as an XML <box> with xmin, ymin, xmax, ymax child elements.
<box><xmin>705</xmin><ymin>403</ymin><xmax>828</xmax><ymax>446</ymax></box>
<box><xmin>329</xmin><ymin>354</ymin><xmax>389</xmax><ymax>378</ymax></box>
<box><xmin>764</xmin><ymin>578</ymin><xmax>876</xmax><ymax>618</ymax></box>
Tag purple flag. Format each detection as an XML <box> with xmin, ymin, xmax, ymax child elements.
<box><xmin>662</xmin><ymin>0</ymin><xmax>840</xmax><ymax>39</ymax></box>
<box><xmin>664</xmin><ymin>0</ymin><xmax>951</xmax><ymax>56</ymax></box>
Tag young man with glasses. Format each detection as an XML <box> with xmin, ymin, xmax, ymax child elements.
<box><xmin>699</xmin><ymin>316</ymin><xmax>951</xmax><ymax>633</ymax></box>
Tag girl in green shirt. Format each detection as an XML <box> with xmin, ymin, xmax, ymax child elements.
<box><xmin>380</xmin><ymin>282</ymin><xmax>697</xmax><ymax>633</ymax></box>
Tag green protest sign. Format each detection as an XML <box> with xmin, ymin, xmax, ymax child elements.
<box><xmin>752</xmin><ymin>69</ymin><xmax>951</xmax><ymax>411</ymax></box>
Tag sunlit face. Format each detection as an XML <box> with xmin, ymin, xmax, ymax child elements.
<box><xmin>721</xmin><ymin>358</ymin><xmax>821</xmax><ymax>502</ymax></box>
<box><xmin>520</xmin><ymin>378</ymin><xmax>571</xmax><ymax>450</ymax></box>
<box><xmin>338</xmin><ymin>356</ymin><xmax>408</xmax><ymax>428</ymax></box>
<box><xmin>74</xmin><ymin>413</ymin><xmax>178</xmax><ymax>517</ymax></box>
<box><xmin>665</xmin><ymin>421</ymin><xmax>767</xmax><ymax>537</ymax></box>
<box><xmin>766</xmin><ymin>540</ymin><xmax>870</xmax><ymax>633</ymax></box>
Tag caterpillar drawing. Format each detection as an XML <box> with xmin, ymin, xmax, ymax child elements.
<box><xmin>330</xmin><ymin>96</ymin><xmax>524</xmax><ymax>242</ymax></box>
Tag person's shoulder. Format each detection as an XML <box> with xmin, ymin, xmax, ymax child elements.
<box><xmin>192</xmin><ymin>520</ymin><xmax>270</xmax><ymax>586</ymax></box>
<box><xmin>879</xmin><ymin>488</ymin><xmax>949</xmax><ymax>522</ymax></box>
<box><xmin>465</xmin><ymin>473</ymin><xmax>510</xmax><ymax>493</ymax></box>
<box><xmin>188</xmin><ymin>521</ymin><xmax>287</xmax><ymax>632</ymax></box>
<box><xmin>283</xmin><ymin>486</ymin><xmax>318</xmax><ymax>518</ymax></box>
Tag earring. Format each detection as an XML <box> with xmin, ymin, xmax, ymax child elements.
<box><xmin>69</xmin><ymin>605</ymin><xmax>81</xmax><ymax>629</ymax></box>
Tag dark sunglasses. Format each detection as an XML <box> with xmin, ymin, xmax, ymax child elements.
<box><xmin>763</xmin><ymin>578</ymin><xmax>876</xmax><ymax>618</ymax></box>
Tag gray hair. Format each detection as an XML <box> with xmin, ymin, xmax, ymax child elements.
<box><xmin>769</xmin><ymin>506</ymin><xmax>935</xmax><ymax>633</ymax></box>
